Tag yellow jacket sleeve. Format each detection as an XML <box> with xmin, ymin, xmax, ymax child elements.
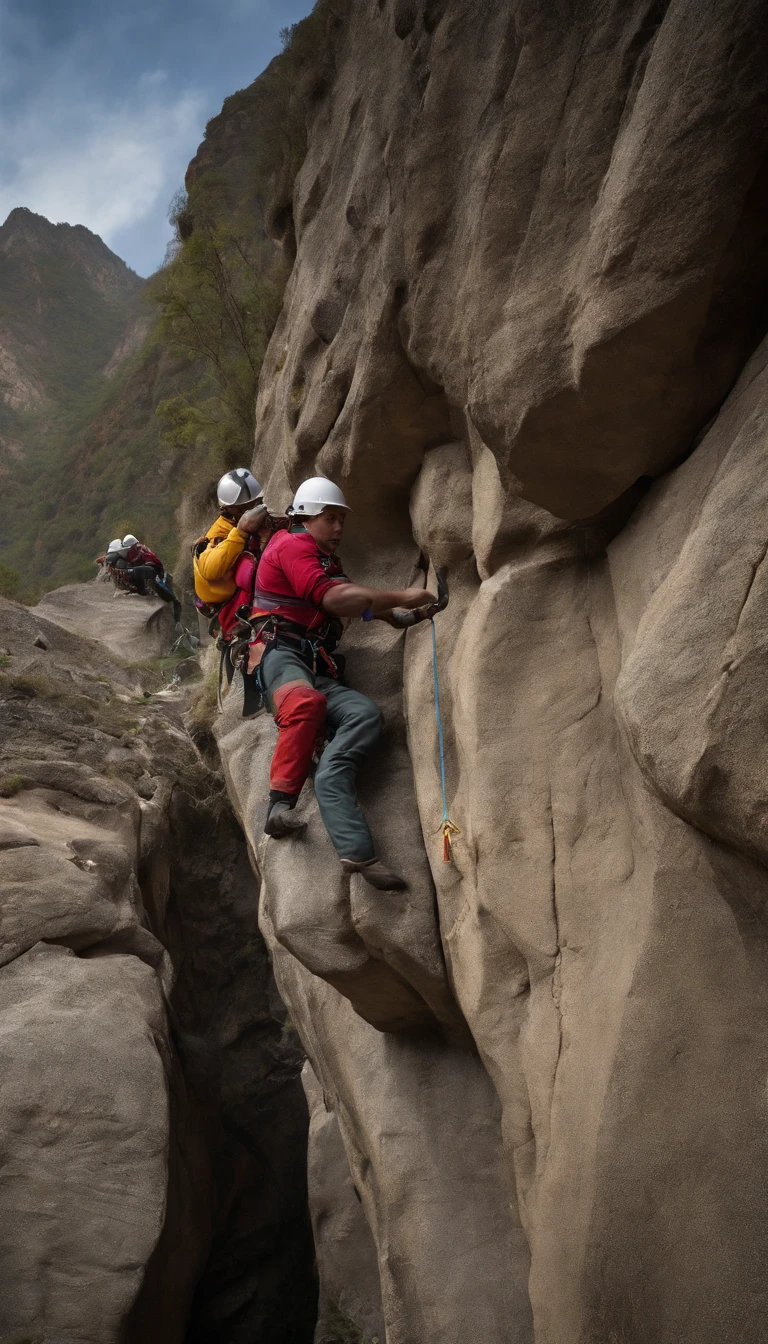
<box><xmin>196</xmin><ymin>526</ymin><xmax>247</xmax><ymax>581</ymax></box>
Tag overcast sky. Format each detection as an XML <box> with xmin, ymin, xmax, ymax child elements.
<box><xmin>0</xmin><ymin>0</ymin><xmax>315</xmax><ymax>276</ymax></box>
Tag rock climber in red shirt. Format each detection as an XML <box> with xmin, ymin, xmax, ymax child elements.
<box><xmin>251</xmin><ymin>477</ymin><xmax>436</xmax><ymax>891</ymax></box>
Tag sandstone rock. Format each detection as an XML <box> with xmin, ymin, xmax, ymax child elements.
<box><xmin>0</xmin><ymin>843</ymin><xmax>124</xmax><ymax>968</ymax></box>
<box><xmin>206</xmin><ymin>1</ymin><xmax>768</xmax><ymax>1339</ymax></box>
<box><xmin>0</xmin><ymin>595</ymin><xmax>316</xmax><ymax>1341</ymax></box>
<box><xmin>303</xmin><ymin>1063</ymin><xmax>385</xmax><ymax>1344</ymax></box>
<box><xmin>0</xmin><ymin>593</ymin><xmax>137</xmax><ymax>692</ymax></box>
<box><xmin>255</xmin><ymin>0</ymin><xmax>768</xmax><ymax>521</ymax></box>
<box><xmin>263</xmin><ymin>906</ymin><xmax>532</xmax><ymax>1344</ymax></box>
<box><xmin>35</xmin><ymin>581</ymin><xmax>175</xmax><ymax>664</ymax></box>
<box><xmin>614</xmin><ymin>334</ymin><xmax>768</xmax><ymax>865</ymax></box>
<box><xmin>0</xmin><ymin>815</ymin><xmax>40</xmax><ymax>850</ymax></box>
<box><xmin>0</xmin><ymin>942</ymin><xmax>170</xmax><ymax>1342</ymax></box>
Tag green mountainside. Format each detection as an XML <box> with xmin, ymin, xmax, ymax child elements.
<box><xmin>0</xmin><ymin>209</ymin><xmax>149</xmax><ymax>596</ymax></box>
<box><xmin>0</xmin><ymin>207</ymin><xmax>142</xmax><ymax>413</ymax></box>
<box><xmin>0</xmin><ymin>0</ymin><xmax>344</xmax><ymax>603</ymax></box>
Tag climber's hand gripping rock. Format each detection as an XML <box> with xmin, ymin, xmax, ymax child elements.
<box><xmin>389</xmin><ymin>568</ymin><xmax>449</xmax><ymax>628</ymax></box>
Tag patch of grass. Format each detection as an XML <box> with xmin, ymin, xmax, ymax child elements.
<box><xmin>0</xmin><ymin>775</ymin><xmax>25</xmax><ymax>798</ymax></box>
<box><xmin>123</xmin><ymin>652</ymin><xmax>197</xmax><ymax>695</ymax></box>
<box><xmin>0</xmin><ymin>652</ymin><xmax>12</xmax><ymax>668</ymax></box>
<box><xmin>0</xmin><ymin>673</ymin><xmax>38</xmax><ymax>699</ymax></box>
<box><xmin>0</xmin><ymin>670</ymin><xmax>86</xmax><ymax>702</ymax></box>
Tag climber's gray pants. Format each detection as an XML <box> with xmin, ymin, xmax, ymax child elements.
<box><xmin>261</xmin><ymin>645</ymin><xmax>382</xmax><ymax>862</ymax></box>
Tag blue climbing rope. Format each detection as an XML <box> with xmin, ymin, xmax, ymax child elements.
<box><xmin>431</xmin><ymin>618</ymin><xmax>460</xmax><ymax>862</ymax></box>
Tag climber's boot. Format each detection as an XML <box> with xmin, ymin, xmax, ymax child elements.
<box><xmin>340</xmin><ymin>857</ymin><xmax>407</xmax><ymax>892</ymax></box>
<box><xmin>264</xmin><ymin>795</ymin><xmax>306</xmax><ymax>839</ymax></box>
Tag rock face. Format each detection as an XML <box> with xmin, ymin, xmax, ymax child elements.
<box><xmin>211</xmin><ymin>2</ymin><xmax>768</xmax><ymax>1341</ymax></box>
<box><xmin>0</xmin><ymin>594</ymin><xmax>316</xmax><ymax>1342</ymax></box>
<box><xmin>35</xmin><ymin>580</ymin><xmax>177</xmax><ymax>663</ymax></box>
<box><xmin>302</xmin><ymin>1063</ymin><xmax>385</xmax><ymax>1344</ymax></box>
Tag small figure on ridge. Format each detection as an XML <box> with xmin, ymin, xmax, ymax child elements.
<box><xmin>98</xmin><ymin>533</ymin><xmax>181</xmax><ymax>622</ymax></box>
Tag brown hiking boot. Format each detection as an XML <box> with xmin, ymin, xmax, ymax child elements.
<box><xmin>340</xmin><ymin>858</ymin><xmax>407</xmax><ymax>891</ymax></box>
<box><xmin>264</xmin><ymin>800</ymin><xmax>306</xmax><ymax>839</ymax></box>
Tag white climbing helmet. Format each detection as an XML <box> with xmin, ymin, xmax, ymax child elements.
<box><xmin>290</xmin><ymin>477</ymin><xmax>350</xmax><ymax>517</ymax></box>
<box><xmin>106</xmin><ymin>538</ymin><xmax>122</xmax><ymax>554</ymax></box>
<box><xmin>122</xmin><ymin>534</ymin><xmax>139</xmax><ymax>548</ymax></box>
<box><xmin>216</xmin><ymin>468</ymin><xmax>263</xmax><ymax>508</ymax></box>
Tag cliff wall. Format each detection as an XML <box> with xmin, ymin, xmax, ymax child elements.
<box><xmin>216</xmin><ymin>2</ymin><xmax>768</xmax><ymax>1340</ymax></box>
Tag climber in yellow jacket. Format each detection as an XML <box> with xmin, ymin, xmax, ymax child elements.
<box><xmin>193</xmin><ymin>468</ymin><xmax>269</xmax><ymax>607</ymax></box>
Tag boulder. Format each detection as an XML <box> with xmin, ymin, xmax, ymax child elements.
<box><xmin>0</xmin><ymin>943</ymin><xmax>170</xmax><ymax>1342</ymax></box>
<box><xmin>35</xmin><ymin>581</ymin><xmax>175</xmax><ymax>664</ymax></box>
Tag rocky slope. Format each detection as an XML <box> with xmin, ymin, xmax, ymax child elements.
<box><xmin>0</xmin><ymin>590</ymin><xmax>316</xmax><ymax>1342</ymax></box>
<box><xmin>208</xmin><ymin>1</ymin><xmax>768</xmax><ymax>1341</ymax></box>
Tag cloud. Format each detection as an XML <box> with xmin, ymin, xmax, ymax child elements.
<box><xmin>0</xmin><ymin>84</ymin><xmax>205</xmax><ymax>249</ymax></box>
<box><xmin>0</xmin><ymin>0</ymin><xmax>316</xmax><ymax>274</ymax></box>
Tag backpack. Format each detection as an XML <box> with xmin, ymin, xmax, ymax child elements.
<box><xmin>217</xmin><ymin>550</ymin><xmax>259</xmax><ymax>640</ymax></box>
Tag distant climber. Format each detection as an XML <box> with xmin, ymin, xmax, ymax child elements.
<box><xmin>248</xmin><ymin>476</ymin><xmax>438</xmax><ymax>891</ymax></box>
<box><xmin>98</xmin><ymin>533</ymin><xmax>181</xmax><ymax>622</ymax></box>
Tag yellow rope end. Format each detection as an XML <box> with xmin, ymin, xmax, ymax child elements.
<box><xmin>441</xmin><ymin>818</ymin><xmax>461</xmax><ymax>863</ymax></box>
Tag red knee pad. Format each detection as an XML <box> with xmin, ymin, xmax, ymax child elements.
<box><xmin>271</xmin><ymin>683</ymin><xmax>327</xmax><ymax>795</ymax></box>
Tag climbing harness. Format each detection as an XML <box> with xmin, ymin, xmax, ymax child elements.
<box><xmin>429</xmin><ymin>580</ymin><xmax>460</xmax><ymax>863</ymax></box>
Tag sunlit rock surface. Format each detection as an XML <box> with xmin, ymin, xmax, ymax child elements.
<box><xmin>36</xmin><ymin>580</ymin><xmax>176</xmax><ymax>664</ymax></box>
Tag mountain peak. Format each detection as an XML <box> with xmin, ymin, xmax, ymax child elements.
<box><xmin>1</xmin><ymin>205</ymin><xmax>50</xmax><ymax>230</ymax></box>
<box><xmin>0</xmin><ymin>207</ymin><xmax>141</xmax><ymax>284</ymax></box>
<box><xmin>0</xmin><ymin>205</ymin><xmax>145</xmax><ymax>425</ymax></box>
<box><xmin>3</xmin><ymin>205</ymin><xmax>97</xmax><ymax>239</ymax></box>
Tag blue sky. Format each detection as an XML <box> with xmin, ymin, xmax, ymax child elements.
<box><xmin>0</xmin><ymin>0</ymin><xmax>315</xmax><ymax>276</ymax></box>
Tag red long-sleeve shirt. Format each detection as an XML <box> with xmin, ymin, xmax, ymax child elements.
<box><xmin>253</xmin><ymin>530</ymin><xmax>347</xmax><ymax>630</ymax></box>
<box><xmin>126</xmin><ymin>543</ymin><xmax>163</xmax><ymax>573</ymax></box>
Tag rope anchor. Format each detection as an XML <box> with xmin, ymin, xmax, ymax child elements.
<box><xmin>430</xmin><ymin>610</ymin><xmax>460</xmax><ymax>864</ymax></box>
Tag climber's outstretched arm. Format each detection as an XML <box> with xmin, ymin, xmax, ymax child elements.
<box><xmin>322</xmin><ymin>582</ymin><xmax>436</xmax><ymax>619</ymax></box>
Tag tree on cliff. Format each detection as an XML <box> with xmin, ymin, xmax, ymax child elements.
<box><xmin>150</xmin><ymin>179</ymin><xmax>284</xmax><ymax>470</ymax></box>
